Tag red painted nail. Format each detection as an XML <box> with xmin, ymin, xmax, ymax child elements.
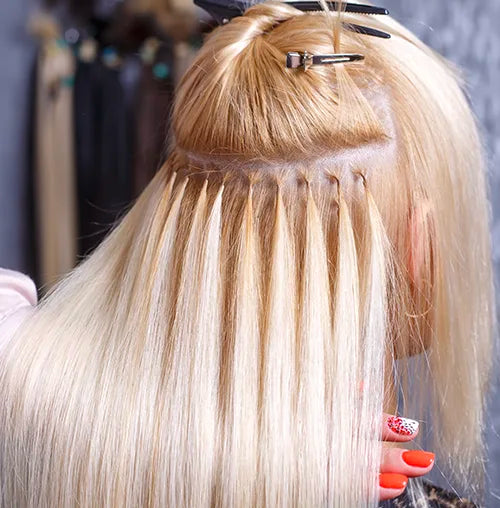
<box><xmin>387</xmin><ymin>416</ymin><xmax>419</xmax><ymax>436</ymax></box>
<box><xmin>402</xmin><ymin>450</ymin><xmax>435</xmax><ymax>468</ymax></box>
<box><xmin>379</xmin><ymin>473</ymin><xmax>408</xmax><ymax>490</ymax></box>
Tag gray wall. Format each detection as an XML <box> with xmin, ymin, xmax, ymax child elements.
<box><xmin>0</xmin><ymin>0</ymin><xmax>499</xmax><ymax>505</ymax></box>
<box><xmin>0</xmin><ymin>0</ymin><xmax>35</xmax><ymax>271</ymax></box>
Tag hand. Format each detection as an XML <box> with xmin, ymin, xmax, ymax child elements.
<box><xmin>379</xmin><ymin>414</ymin><xmax>435</xmax><ymax>502</ymax></box>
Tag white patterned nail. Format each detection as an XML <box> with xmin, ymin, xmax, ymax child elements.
<box><xmin>387</xmin><ymin>416</ymin><xmax>419</xmax><ymax>436</ymax></box>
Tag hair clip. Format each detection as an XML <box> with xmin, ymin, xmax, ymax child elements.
<box><xmin>194</xmin><ymin>0</ymin><xmax>390</xmax><ymax>38</ymax></box>
<box><xmin>286</xmin><ymin>1</ymin><xmax>388</xmax><ymax>15</ymax></box>
<box><xmin>343</xmin><ymin>22</ymin><xmax>391</xmax><ymax>39</ymax></box>
<box><xmin>286</xmin><ymin>50</ymin><xmax>364</xmax><ymax>69</ymax></box>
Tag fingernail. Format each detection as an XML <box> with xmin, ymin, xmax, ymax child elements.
<box><xmin>387</xmin><ymin>416</ymin><xmax>419</xmax><ymax>436</ymax></box>
<box><xmin>379</xmin><ymin>473</ymin><xmax>408</xmax><ymax>490</ymax></box>
<box><xmin>402</xmin><ymin>450</ymin><xmax>435</xmax><ymax>468</ymax></box>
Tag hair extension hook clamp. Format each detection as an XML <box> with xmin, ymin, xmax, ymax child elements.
<box><xmin>286</xmin><ymin>51</ymin><xmax>364</xmax><ymax>70</ymax></box>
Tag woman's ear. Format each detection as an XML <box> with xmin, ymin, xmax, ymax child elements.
<box><xmin>395</xmin><ymin>200</ymin><xmax>435</xmax><ymax>358</ymax></box>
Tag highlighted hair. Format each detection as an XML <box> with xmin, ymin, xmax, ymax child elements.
<box><xmin>0</xmin><ymin>2</ymin><xmax>493</xmax><ymax>506</ymax></box>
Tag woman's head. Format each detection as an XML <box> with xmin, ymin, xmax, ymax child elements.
<box><xmin>0</xmin><ymin>3</ymin><xmax>493</xmax><ymax>506</ymax></box>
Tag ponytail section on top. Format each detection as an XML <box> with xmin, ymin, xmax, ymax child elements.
<box><xmin>173</xmin><ymin>1</ymin><xmax>387</xmax><ymax>161</ymax></box>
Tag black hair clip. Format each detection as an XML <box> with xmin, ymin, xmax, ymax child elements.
<box><xmin>194</xmin><ymin>0</ymin><xmax>390</xmax><ymax>38</ymax></box>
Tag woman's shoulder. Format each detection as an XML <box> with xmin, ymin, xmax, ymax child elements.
<box><xmin>0</xmin><ymin>268</ymin><xmax>38</xmax><ymax>349</ymax></box>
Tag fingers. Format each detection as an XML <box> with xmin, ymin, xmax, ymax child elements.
<box><xmin>378</xmin><ymin>448</ymin><xmax>435</xmax><ymax>502</ymax></box>
<box><xmin>379</xmin><ymin>415</ymin><xmax>433</xmax><ymax>502</ymax></box>
<box><xmin>381</xmin><ymin>447</ymin><xmax>435</xmax><ymax>476</ymax></box>
<box><xmin>379</xmin><ymin>473</ymin><xmax>408</xmax><ymax>502</ymax></box>
<box><xmin>382</xmin><ymin>413</ymin><xmax>419</xmax><ymax>442</ymax></box>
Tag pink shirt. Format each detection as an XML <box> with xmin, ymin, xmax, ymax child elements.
<box><xmin>0</xmin><ymin>268</ymin><xmax>38</xmax><ymax>352</ymax></box>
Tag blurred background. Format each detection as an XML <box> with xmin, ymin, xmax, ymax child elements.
<box><xmin>0</xmin><ymin>0</ymin><xmax>498</xmax><ymax>505</ymax></box>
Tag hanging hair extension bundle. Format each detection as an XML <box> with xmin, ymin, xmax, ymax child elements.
<box><xmin>30</xmin><ymin>13</ymin><xmax>78</xmax><ymax>289</ymax></box>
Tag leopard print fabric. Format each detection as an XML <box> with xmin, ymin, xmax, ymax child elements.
<box><xmin>380</xmin><ymin>482</ymin><xmax>477</xmax><ymax>508</ymax></box>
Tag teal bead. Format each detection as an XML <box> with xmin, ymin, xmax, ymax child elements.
<box><xmin>61</xmin><ymin>75</ymin><xmax>75</xmax><ymax>87</ymax></box>
<box><xmin>153</xmin><ymin>62</ymin><xmax>170</xmax><ymax>80</ymax></box>
<box><xmin>56</xmin><ymin>38</ymin><xmax>69</xmax><ymax>49</ymax></box>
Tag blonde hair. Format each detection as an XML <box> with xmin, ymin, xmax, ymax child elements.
<box><xmin>0</xmin><ymin>3</ymin><xmax>493</xmax><ymax>506</ymax></box>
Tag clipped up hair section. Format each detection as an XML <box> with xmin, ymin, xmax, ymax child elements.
<box><xmin>173</xmin><ymin>1</ymin><xmax>387</xmax><ymax>160</ymax></box>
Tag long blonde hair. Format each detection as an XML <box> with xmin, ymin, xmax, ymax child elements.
<box><xmin>0</xmin><ymin>3</ymin><xmax>493</xmax><ymax>506</ymax></box>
